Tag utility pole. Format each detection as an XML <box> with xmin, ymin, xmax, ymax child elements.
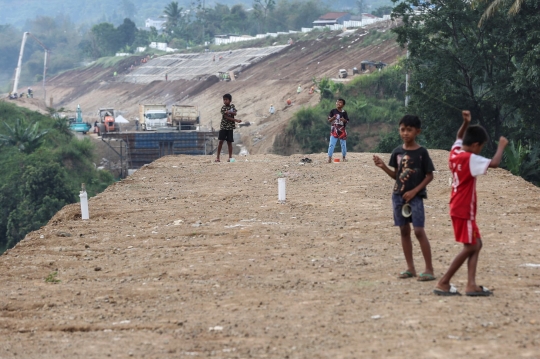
<box><xmin>201</xmin><ymin>0</ymin><xmax>205</xmax><ymax>46</ymax></box>
<box><xmin>405</xmin><ymin>48</ymin><xmax>410</xmax><ymax>107</ymax></box>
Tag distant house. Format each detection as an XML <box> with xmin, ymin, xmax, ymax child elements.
<box><xmin>145</xmin><ymin>18</ymin><xmax>166</xmax><ymax>32</ymax></box>
<box><xmin>312</xmin><ymin>12</ymin><xmax>351</xmax><ymax>27</ymax></box>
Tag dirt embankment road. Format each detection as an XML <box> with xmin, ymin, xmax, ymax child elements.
<box><xmin>1</xmin><ymin>151</ymin><xmax>539</xmax><ymax>358</ymax></box>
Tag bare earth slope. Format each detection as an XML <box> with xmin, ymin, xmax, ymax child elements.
<box><xmin>30</xmin><ymin>25</ymin><xmax>403</xmax><ymax>154</ymax></box>
<box><xmin>1</xmin><ymin>151</ymin><xmax>539</xmax><ymax>358</ymax></box>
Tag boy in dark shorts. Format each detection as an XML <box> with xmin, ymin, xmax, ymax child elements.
<box><xmin>327</xmin><ymin>98</ymin><xmax>349</xmax><ymax>163</ymax></box>
<box><xmin>373</xmin><ymin>115</ymin><xmax>435</xmax><ymax>281</ymax></box>
<box><xmin>216</xmin><ymin>93</ymin><xmax>241</xmax><ymax>162</ymax></box>
<box><xmin>434</xmin><ymin>110</ymin><xmax>508</xmax><ymax>296</ymax></box>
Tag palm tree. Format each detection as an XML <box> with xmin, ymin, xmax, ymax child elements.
<box><xmin>476</xmin><ymin>0</ymin><xmax>524</xmax><ymax>26</ymax></box>
<box><xmin>162</xmin><ymin>2</ymin><xmax>182</xmax><ymax>31</ymax></box>
<box><xmin>0</xmin><ymin>119</ymin><xmax>49</xmax><ymax>154</ymax></box>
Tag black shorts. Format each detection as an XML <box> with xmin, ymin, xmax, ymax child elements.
<box><xmin>218</xmin><ymin>129</ymin><xmax>234</xmax><ymax>142</ymax></box>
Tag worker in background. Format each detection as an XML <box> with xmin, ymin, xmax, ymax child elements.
<box><xmin>94</xmin><ymin>120</ymin><xmax>99</xmax><ymax>133</ymax></box>
<box><xmin>309</xmin><ymin>86</ymin><xmax>314</xmax><ymax>95</ymax></box>
<box><xmin>165</xmin><ymin>73</ymin><xmax>168</xmax><ymax>81</ymax></box>
<box><xmin>297</xmin><ymin>84</ymin><xmax>302</xmax><ymax>94</ymax></box>
<box><xmin>27</xmin><ymin>87</ymin><xmax>33</xmax><ymax>98</ymax></box>
<box><xmin>269</xmin><ymin>104</ymin><xmax>275</xmax><ymax>115</ymax></box>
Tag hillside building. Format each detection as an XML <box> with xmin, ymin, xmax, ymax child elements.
<box><xmin>312</xmin><ymin>12</ymin><xmax>351</xmax><ymax>27</ymax></box>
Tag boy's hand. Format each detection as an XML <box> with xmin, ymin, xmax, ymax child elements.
<box><xmin>236</xmin><ymin>119</ymin><xmax>242</xmax><ymax>123</ymax></box>
<box><xmin>373</xmin><ymin>155</ymin><xmax>385</xmax><ymax>168</ymax></box>
<box><xmin>498</xmin><ymin>136</ymin><xmax>508</xmax><ymax>147</ymax></box>
<box><xmin>462</xmin><ymin>110</ymin><xmax>471</xmax><ymax>123</ymax></box>
<box><xmin>402</xmin><ymin>190</ymin><xmax>417</xmax><ymax>203</ymax></box>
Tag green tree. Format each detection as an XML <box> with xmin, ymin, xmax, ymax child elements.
<box><xmin>6</xmin><ymin>162</ymin><xmax>75</xmax><ymax>248</ymax></box>
<box><xmin>392</xmin><ymin>0</ymin><xmax>519</xmax><ymax>151</ymax></box>
<box><xmin>253</xmin><ymin>0</ymin><xmax>276</xmax><ymax>33</ymax></box>
<box><xmin>163</xmin><ymin>1</ymin><xmax>183</xmax><ymax>32</ymax></box>
<box><xmin>0</xmin><ymin>119</ymin><xmax>49</xmax><ymax>154</ymax></box>
<box><xmin>91</xmin><ymin>22</ymin><xmax>120</xmax><ymax>56</ymax></box>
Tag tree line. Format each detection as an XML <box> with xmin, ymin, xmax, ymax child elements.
<box><xmin>0</xmin><ymin>102</ymin><xmax>114</xmax><ymax>253</ymax></box>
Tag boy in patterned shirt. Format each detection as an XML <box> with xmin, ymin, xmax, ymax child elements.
<box><xmin>434</xmin><ymin>110</ymin><xmax>508</xmax><ymax>297</ymax></box>
<box><xmin>216</xmin><ymin>93</ymin><xmax>241</xmax><ymax>162</ymax></box>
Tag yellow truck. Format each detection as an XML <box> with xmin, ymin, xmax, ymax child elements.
<box><xmin>167</xmin><ymin>105</ymin><xmax>200</xmax><ymax>131</ymax></box>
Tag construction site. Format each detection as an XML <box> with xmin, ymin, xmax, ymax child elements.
<box><xmin>1</xmin><ymin>24</ymin><xmax>539</xmax><ymax>358</ymax></box>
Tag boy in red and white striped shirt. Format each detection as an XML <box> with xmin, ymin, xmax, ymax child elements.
<box><xmin>434</xmin><ymin>110</ymin><xmax>508</xmax><ymax>297</ymax></box>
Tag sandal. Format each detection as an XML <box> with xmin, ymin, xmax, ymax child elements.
<box><xmin>433</xmin><ymin>284</ymin><xmax>461</xmax><ymax>296</ymax></box>
<box><xmin>398</xmin><ymin>270</ymin><xmax>416</xmax><ymax>279</ymax></box>
<box><xmin>214</xmin><ymin>159</ymin><xmax>220</xmax><ymax>162</ymax></box>
<box><xmin>417</xmin><ymin>273</ymin><xmax>436</xmax><ymax>282</ymax></box>
<box><xmin>466</xmin><ymin>286</ymin><xmax>493</xmax><ymax>297</ymax></box>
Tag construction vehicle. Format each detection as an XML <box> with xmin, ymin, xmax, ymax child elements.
<box><xmin>360</xmin><ymin>61</ymin><xmax>387</xmax><ymax>71</ymax></box>
<box><xmin>338</xmin><ymin>69</ymin><xmax>348</xmax><ymax>78</ymax></box>
<box><xmin>69</xmin><ymin>104</ymin><xmax>92</xmax><ymax>134</ymax></box>
<box><xmin>168</xmin><ymin>105</ymin><xmax>200</xmax><ymax>131</ymax></box>
<box><xmin>139</xmin><ymin>104</ymin><xmax>168</xmax><ymax>131</ymax></box>
<box><xmin>97</xmin><ymin>108</ymin><xmax>119</xmax><ymax>135</ymax></box>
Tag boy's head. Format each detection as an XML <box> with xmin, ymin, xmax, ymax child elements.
<box><xmin>463</xmin><ymin>125</ymin><xmax>488</xmax><ymax>154</ymax></box>
<box><xmin>398</xmin><ymin>115</ymin><xmax>421</xmax><ymax>144</ymax></box>
<box><xmin>223</xmin><ymin>93</ymin><xmax>232</xmax><ymax>106</ymax></box>
<box><xmin>336</xmin><ymin>98</ymin><xmax>346</xmax><ymax>108</ymax></box>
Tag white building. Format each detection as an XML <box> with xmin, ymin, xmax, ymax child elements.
<box><xmin>145</xmin><ymin>18</ymin><xmax>166</xmax><ymax>32</ymax></box>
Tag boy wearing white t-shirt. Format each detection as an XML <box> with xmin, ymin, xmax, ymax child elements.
<box><xmin>434</xmin><ymin>110</ymin><xmax>508</xmax><ymax>297</ymax></box>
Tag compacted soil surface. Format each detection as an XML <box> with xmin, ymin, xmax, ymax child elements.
<box><xmin>1</xmin><ymin>151</ymin><xmax>539</xmax><ymax>358</ymax></box>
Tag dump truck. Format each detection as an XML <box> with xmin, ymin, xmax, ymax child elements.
<box><xmin>168</xmin><ymin>105</ymin><xmax>200</xmax><ymax>131</ymax></box>
<box><xmin>97</xmin><ymin>108</ymin><xmax>118</xmax><ymax>135</ymax></box>
<box><xmin>139</xmin><ymin>104</ymin><xmax>168</xmax><ymax>131</ymax></box>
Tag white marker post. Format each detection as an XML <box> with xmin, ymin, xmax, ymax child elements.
<box><xmin>80</xmin><ymin>183</ymin><xmax>89</xmax><ymax>220</ymax></box>
<box><xmin>278</xmin><ymin>178</ymin><xmax>286</xmax><ymax>203</ymax></box>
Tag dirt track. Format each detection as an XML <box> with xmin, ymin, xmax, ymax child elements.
<box><xmin>1</xmin><ymin>150</ymin><xmax>539</xmax><ymax>358</ymax></box>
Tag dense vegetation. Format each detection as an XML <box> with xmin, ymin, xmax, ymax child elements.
<box><xmin>0</xmin><ymin>0</ymin><xmax>393</xmax><ymax>28</ymax></box>
<box><xmin>0</xmin><ymin>102</ymin><xmax>114</xmax><ymax>253</ymax></box>
<box><xmin>393</xmin><ymin>0</ymin><xmax>540</xmax><ymax>184</ymax></box>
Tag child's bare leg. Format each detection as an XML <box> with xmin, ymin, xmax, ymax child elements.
<box><xmin>413</xmin><ymin>227</ymin><xmax>434</xmax><ymax>275</ymax></box>
<box><xmin>216</xmin><ymin>140</ymin><xmax>224</xmax><ymax>161</ymax></box>
<box><xmin>436</xmin><ymin>243</ymin><xmax>478</xmax><ymax>291</ymax></box>
<box><xmin>399</xmin><ymin>224</ymin><xmax>416</xmax><ymax>276</ymax></box>
<box><xmin>227</xmin><ymin>141</ymin><xmax>233</xmax><ymax>160</ymax></box>
<box><xmin>465</xmin><ymin>238</ymin><xmax>483</xmax><ymax>293</ymax></box>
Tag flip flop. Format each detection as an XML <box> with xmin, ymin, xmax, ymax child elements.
<box><xmin>417</xmin><ymin>273</ymin><xmax>436</xmax><ymax>282</ymax></box>
<box><xmin>466</xmin><ymin>286</ymin><xmax>493</xmax><ymax>297</ymax></box>
<box><xmin>214</xmin><ymin>159</ymin><xmax>220</xmax><ymax>162</ymax></box>
<box><xmin>398</xmin><ymin>270</ymin><xmax>416</xmax><ymax>279</ymax></box>
<box><xmin>433</xmin><ymin>284</ymin><xmax>461</xmax><ymax>296</ymax></box>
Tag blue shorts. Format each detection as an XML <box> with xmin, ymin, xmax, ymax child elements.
<box><xmin>392</xmin><ymin>193</ymin><xmax>425</xmax><ymax>228</ymax></box>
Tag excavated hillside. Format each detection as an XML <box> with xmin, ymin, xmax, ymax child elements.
<box><xmin>1</xmin><ymin>151</ymin><xmax>539</xmax><ymax>358</ymax></box>
<box><xmin>17</xmin><ymin>23</ymin><xmax>404</xmax><ymax>155</ymax></box>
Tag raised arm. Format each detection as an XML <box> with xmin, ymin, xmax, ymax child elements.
<box><xmin>488</xmin><ymin>136</ymin><xmax>508</xmax><ymax>168</ymax></box>
<box><xmin>457</xmin><ymin>110</ymin><xmax>471</xmax><ymax>140</ymax></box>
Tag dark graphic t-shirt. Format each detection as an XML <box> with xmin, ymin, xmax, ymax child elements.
<box><xmin>220</xmin><ymin>104</ymin><xmax>237</xmax><ymax>130</ymax></box>
<box><xmin>388</xmin><ymin>146</ymin><xmax>435</xmax><ymax>198</ymax></box>
<box><xmin>328</xmin><ymin>109</ymin><xmax>349</xmax><ymax>140</ymax></box>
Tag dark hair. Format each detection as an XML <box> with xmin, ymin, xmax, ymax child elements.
<box><xmin>223</xmin><ymin>93</ymin><xmax>232</xmax><ymax>101</ymax></box>
<box><xmin>399</xmin><ymin>115</ymin><xmax>421</xmax><ymax>129</ymax></box>
<box><xmin>337</xmin><ymin>98</ymin><xmax>346</xmax><ymax>106</ymax></box>
<box><xmin>463</xmin><ymin>125</ymin><xmax>488</xmax><ymax>146</ymax></box>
